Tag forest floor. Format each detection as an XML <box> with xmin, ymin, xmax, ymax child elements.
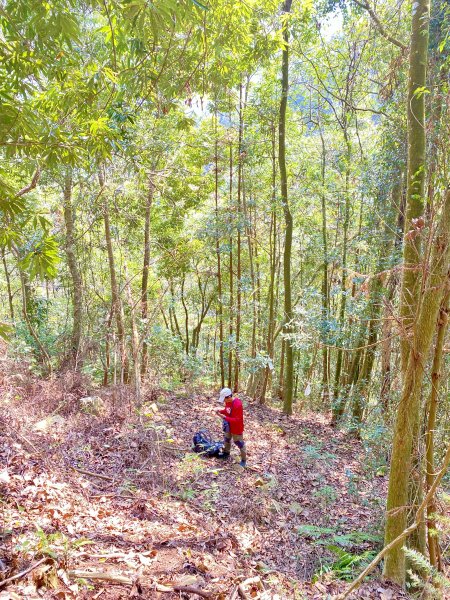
<box><xmin>0</xmin><ymin>370</ymin><xmax>414</xmax><ymax>599</ymax></box>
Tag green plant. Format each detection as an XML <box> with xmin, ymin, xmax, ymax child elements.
<box><xmin>324</xmin><ymin>546</ymin><xmax>377</xmax><ymax>581</ymax></box>
<box><xmin>15</xmin><ymin>527</ymin><xmax>94</xmax><ymax>562</ymax></box>
<box><xmin>178</xmin><ymin>486</ymin><xmax>197</xmax><ymax>501</ymax></box>
<box><xmin>296</xmin><ymin>524</ymin><xmax>381</xmax><ymax>549</ymax></box>
<box><xmin>302</xmin><ymin>443</ymin><xmax>337</xmax><ymax>464</ymax></box>
<box><xmin>201</xmin><ymin>482</ymin><xmax>220</xmax><ymax>510</ymax></box>
<box><xmin>404</xmin><ymin>547</ymin><xmax>450</xmax><ymax>597</ymax></box>
<box><xmin>313</xmin><ymin>485</ymin><xmax>338</xmax><ymax>509</ymax></box>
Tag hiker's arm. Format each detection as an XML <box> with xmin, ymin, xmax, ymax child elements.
<box><xmin>224</xmin><ymin>415</ymin><xmax>239</xmax><ymax>423</ymax></box>
<box><xmin>223</xmin><ymin>404</ymin><xmax>243</xmax><ymax>424</ymax></box>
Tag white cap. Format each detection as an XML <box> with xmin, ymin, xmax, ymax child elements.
<box><xmin>219</xmin><ymin>387</ymin><xmax>233</xmax><ymax>403</ymax></box>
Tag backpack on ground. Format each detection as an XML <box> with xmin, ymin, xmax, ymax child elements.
<box><xmin>192</xmin><ymin>429</ymin><xmax>225</xmax><ymax>457</ymax></box>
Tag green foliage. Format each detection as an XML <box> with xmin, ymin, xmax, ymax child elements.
<box><xmin>15</xmin><ymin>526</ymin><xmax>94</xmax><ymax>560</ymax></box>
<box><xmin>404</xmin><ymin>547</ymin><xmax>450</xmax><ymax>596</ymax></box>
<box><xmin>297</xmin><ymin>523</ymin><xmax>381</xmax><ymax>549</ymax></box>
<box><xmin>322</xmin><ymin>546</ymin><xmax>377</xmax><ymax>581</ymax></box>
<box><xmin>20</xmin><ymin>236</ymin><xmax>59</xmax><ymax>279</ymax></box>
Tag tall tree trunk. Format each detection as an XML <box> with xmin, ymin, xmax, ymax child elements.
<box><xmin>319</xmin><ymin>131</ymin><xmax>329</xmax><ymax>404</ymax></box>
<box><xmin>394</xmin><ymin>0</ymin><xmax>431</xmax><ymax>566</ymax></box>
<box><xmin>214</xmin><ymin>110</ymin><xmax>225</xmax><ymax>388</ymax></box>
<box><xmin>279</xmin><ymin>0</ymin><xmax>294</xmax><ymax>415</ymax></box>
<box><xmin>383</xmin><ymin>189</ymin><xmax>450</xmax><ymax>585</ymax></box>
<box><xmin>260</xmin><ymin>124</ymin><xmax>278</xmax><ymax>404</ymax></box>
<box><xmin>331</xmin><ymin>132</ymin><xmax>351</xmax><ymax>423</ymax></box>
<box><xmin>141</xmin><ymin>176</ymin><xmax>154</xmax><ymax>380</ymax></box>
<box><xmin>63</xmin><ymin>169</ymin><xmax>83</xmax><ymax>366</ymax></box>
<box><xmin>98</xmin><ymin>168</ymin><xmax>128</xmax><ymax>384</ymax></box>
<box><xmin>228</xmin><ymin>120</ymin><xmax>234</xmax><ymax>388</ymax></box>
<box><xmin>234</xmin><ymin>82</ymin><xmax>244</xmax><ymax>392</ymax></box>
<box><xmin>398</xmin><ymin>0</ymin><xmax>431</xmax><ymax>374</ymax></box>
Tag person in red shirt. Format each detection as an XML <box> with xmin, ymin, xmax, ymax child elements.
<box><xmin>216</xmin><ymin>387</ymin><xmax>246</xmax><ymax>467</ymax></box>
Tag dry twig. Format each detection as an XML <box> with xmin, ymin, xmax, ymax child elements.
<box><xmin>0</xmin><ymin>557</ymin><xmax>49</xmax><ymax>589</ymax></box>
<box><xmin>71</xmin><ymin>466</ymin><xmax>115</xmax><ymax>481</ymax></box>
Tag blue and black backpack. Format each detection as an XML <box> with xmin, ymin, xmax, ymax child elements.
<box><xmin>193</xmin><ymin>429</ymin><xmax>225</xmax><ymax>457</ymax></box>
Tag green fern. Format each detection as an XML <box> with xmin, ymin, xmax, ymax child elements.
<box><xmin>404</xmin><ymin>547</ymin><xmax>450</xmax><ymax>591</ymax></box>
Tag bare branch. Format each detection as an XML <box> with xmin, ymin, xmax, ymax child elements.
<box><xmin>351</xmin><ymin>0</ymin><xmax>407</xmax><ymax>51</ymax></box>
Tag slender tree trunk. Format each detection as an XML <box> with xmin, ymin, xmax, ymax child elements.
<box><xmin>63</xmin><ymin>169</ymin><xmax>83</xmax><ymax>366</ymax></box>
<box><xmin>261</xmin><ymin>124</ymin><xmax>278</xmax><ymax>404</ymax></box>
<box><xmin>279</xmin><ymin>0</ymin><xmax>294</xmax><ymax>415</ymax></box>
<box><xmin>2</xmin><ymin>250</ymin><xmax>14</xmax><ymax>320</ymax></box>
<box><xmin>125</xmin><ymin>267</ymin><xmax>141</xmax><ymax>410</ymax></box>
<box><xmin>98</xmin><ymin>168</ymin><xmax>128</xmax><ymax>384</ymax></box>
<box><xmin>214</xmin><ymin>110</ymin><xmax>225</xmax><ymax>388</ymax></box>
<box><xmin>169</xmin><ymin>283</ymin><xmax>183</xmax><ymax>344</ymax></box>
<box><xmin>332</xmin><ymin>132</ymin><xmax>351</xmax><ymax>423</ymax></box>
<box><xmin>383</xmin><ymin>189</ymin><xmax>450</xmax><ymax>585</ymax></box>
<box><xmin>228</xmin><ymin>120</ymin><xmax>234</xmax><ymax>388</ymax></box>
<box><xmin>425</xmin><ymin>290</ymin><xmax>448</xmax><ymax>570</ymax></box>
<box><xmin>234</xmin><ymin>82</ymin><xmax>244</xmax><ymax>392</ymax></box>
<box><xmin>141</xmin><ymin>176</ymin><xmax>153</xmax><ymax>380</ymax></box>
<box><xmin>319</xmin><ymin>131</ymin><xmax>329</xmax><ymax>404</ymax></box>
<box><xmin>103</xmin><ymin>305</ymin><xmax>114</xmax><ymax>386</ymax></box>
<box><xmin>181</xmin><ymin>278</ymin><xmax>190</xmax><ymax>355</ymax></box>
<box><xmin>398</xmin><ymin>0</ymin><xmax>431</xmax><ymax>374</ymax></box>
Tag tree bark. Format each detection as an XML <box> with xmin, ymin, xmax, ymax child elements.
<box><xmin>383</xmin><ymin>188</ymin><xmax>450</xmax><ymax>585</ymax></box>
<box><xmin>279</xmin><ymin>0</ymin><xmax>294</xmax><ymax>415</ymax></box>
<box><xmin>228</xmin><ymin>119</ymin><xmax>234</xmax><ymax>388</ymax></box>
<box><xmin>214</xmin><ymin>110</ymin><xmax>225</xmax><ymax>388</ymax></box>
<box><xmin>260</xmin><ymin>123</ymin><xmax>278</xmax><ymax>404</ymax></box>
<box><xmin>331</xmin><ymin>132</ymin><xmax>351</xmax><ymax>424</ymax></box>
<box><xmin>425</xmin><ymin>289</ymin><xmax>448</xmax><ymax>570</ymax></box>
<box><xmin>63</xmin><ymin>169</ymin><xmax>83</xmax><ymax>366</ymax></box>
<box><xmin>98</xmin><ymin>168</ymin><xmax>128</xmax><ymax>384</ymax></box>
<box><xmin>234</xmin><ymin>82</ymin><xmax>244</xmax><ymax>392</ymax></box>
<box><xmin>319</xmin><ymin>130</ymin><xmax>329</xmax><ymax>404</ymax></box>
<box><xmin>140</xmin><ymin>176</ymin><xmax>154</xmax><ymax>380</ymax></box>
<box><xmin>398</xmin><ymin>0</ymin><xmax>431</xmax><ymax>374</ymax></box>
<box><xmin>2</xmin><ymin>250</ymin><xmax>14</xmax><ymax>320</ymax></box>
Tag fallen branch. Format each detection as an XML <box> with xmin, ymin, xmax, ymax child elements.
<box><xmin>0</xmin><ymin>557</ymin><xmax>49</xmax><ymax>589</ymax></box>
<box><xmin>173</xmin><ymin>585</ymin><xmax>211</xmax><ymax>598</ymax></box>
<box><xmin>338</xmin><ymin>442</ymin><xmax>450</xmax><ymax>599</ymax></box>
<box><xmin>10</xmin><ymin>429</ymin><xmax>39</xmax><ymax>453</ymax></box>
<box><xmin>68</xmin><ymin>571</ymin><xmax>133</xmax><ymax>585</ymax></box>
<box><xmin>68</xmin><ymin>571</ymin><xmax>212</xmax><ymax>596</ymax></box>
<box><xmin>71</xmin><ymin>467</ymin><xmax>114</xmax><ymax>481</ymax></box>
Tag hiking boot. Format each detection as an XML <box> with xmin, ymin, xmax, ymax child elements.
<box><xmin>217</xmin><ymin>451</ymin><xmax>230</xmax><ymax>460</ymax></box>
<box><xmin>239</xmin><ymin>460</ymin><xmax>247</xmax><ymax>468</ymax></box>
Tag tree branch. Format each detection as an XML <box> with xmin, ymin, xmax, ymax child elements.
<box><xmin>16</xmin><ymin>166</ymin><xmax>41</xmax><ymax>198</ymax></box>
<box><xmin>351</xmin><ymin>0</ymin><xmax>407</xmax><ymax>51</ymax></box>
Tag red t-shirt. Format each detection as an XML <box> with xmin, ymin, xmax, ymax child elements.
<box><xmin>219</xmin><ymin>397</ymin><xmax>244</xmax><ymax>435</ymax></box>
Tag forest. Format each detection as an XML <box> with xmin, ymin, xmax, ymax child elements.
<box><xmin>0</xmin><ymin>0</ymin><xmax>449</xmax><ymax>598</ymax></box>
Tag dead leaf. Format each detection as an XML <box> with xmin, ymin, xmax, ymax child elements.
<box><xmin>0</xmin><ymin>470</ymin><xmax>10</xmax><ymax>484</ymax></box>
